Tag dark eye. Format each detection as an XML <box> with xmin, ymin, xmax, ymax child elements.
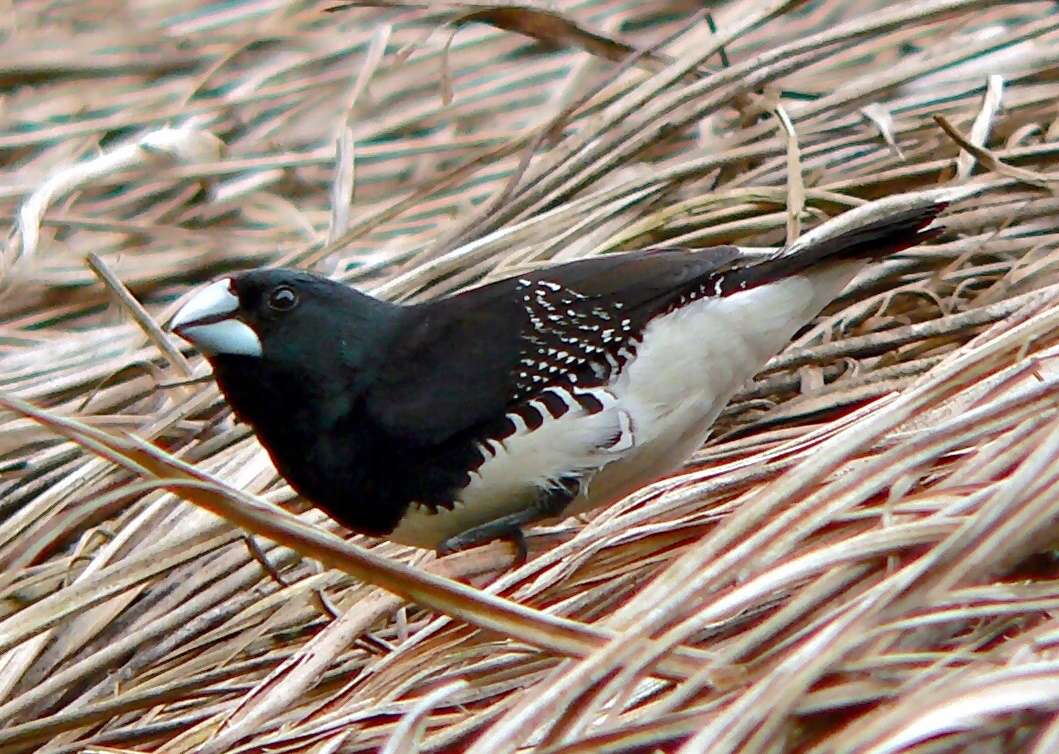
<box><xmin>268</xmin><ymin>285</ymin><xmax>298</xmax><ymax>312</ymax></box>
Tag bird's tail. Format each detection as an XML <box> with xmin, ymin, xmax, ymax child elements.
<box><xmin>747</xmin><ymin>200</ymin><xmax>947</xmax><ymax>289</ymax></box>
<box><xmin>788</xmin><ymin>203</ymin><xmax>946</xmax><ymax>267</ymax></box>
<box><xmin>717</xmin><ymin>198</ymin><xmax>948</xmax><ymax>299</ymax></box>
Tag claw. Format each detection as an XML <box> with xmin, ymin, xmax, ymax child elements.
<box><xmin>434</xmin><ymin>477</ymin><xmax>579</xmax><ymax>567</ymax></box>
<box><xmin>436</xmin><ymin>524</ymin><xmax>528</xmax><ymax>567</ymax></box>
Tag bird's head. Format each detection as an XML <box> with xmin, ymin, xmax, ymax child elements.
<box><xmin>170</xmin><ymin>269</ymin><xmax>397</xmax><ymax>415</ymax></box>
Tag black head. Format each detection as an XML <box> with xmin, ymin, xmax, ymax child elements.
<box><xmin>170</xmin><ymin>268</ymin><xmax>398</xmax><ymax>425</ymax></box>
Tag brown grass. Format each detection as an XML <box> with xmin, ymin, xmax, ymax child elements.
<box><xmin>4</xmin><ymin>1</ymin><xmax>1059</xmax><ymax>752</ymax></box>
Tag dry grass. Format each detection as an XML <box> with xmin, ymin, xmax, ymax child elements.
<box><xmin>4</xmin><ymin>1</ymin><xmax>1059</xmax><ymax>752</ymax></box>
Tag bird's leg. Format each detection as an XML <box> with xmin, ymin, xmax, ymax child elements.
<box><xmin>436</xmin><ymin>477</ymin><xmax>581</xmax><ymax>566</ymax></box>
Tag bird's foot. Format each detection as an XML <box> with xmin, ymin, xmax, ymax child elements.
<box><xmin>434</xmin><ymin>477</ymin><xmax>580</xmax><ymax>567</ymax></box>
<box><xmin>436</xmin><ymin>516</ymin><xmax>530</xmax><ymax>567</ymax></box>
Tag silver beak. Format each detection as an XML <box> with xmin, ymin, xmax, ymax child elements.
<box><xmin>170</xmin><ymin>278</ymin><xmax>263</xmax><ymax>357</ymax></box>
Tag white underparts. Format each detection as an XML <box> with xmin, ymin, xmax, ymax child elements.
<box><xmin>388</xmin><ymin>261</ymin><xmax>864</xmax><ymax>548</ymax></box>
<box><xmin>389</xmin><ymin>385</ymin><xmax>629</xmax><ymax>547</ymax></box>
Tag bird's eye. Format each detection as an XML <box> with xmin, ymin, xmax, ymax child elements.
<box><xmin>268</xmin><ymin>285</ymin><xmax>298</xmax><ymax>312</ymax></box>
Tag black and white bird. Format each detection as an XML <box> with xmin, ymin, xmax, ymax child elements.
<box><xmin>170</xmin><ymin>194</ymin><xmax>952</xmax><ymax>558</ymax></box>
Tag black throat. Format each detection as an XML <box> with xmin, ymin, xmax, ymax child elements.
<box><xmin>207</xmin><ymin>352</ymin><xmax>479</xmax><ymax>536</ymax></box>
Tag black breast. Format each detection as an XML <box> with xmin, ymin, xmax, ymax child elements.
<box><xmin>270</xmin><ymin>408</ymin><xmax>483</xmax><ymax>536</ymax></box>
<box><xmin>210</xmin><ymin>353</ymin><xmax>482</xmax><ymax>536</ymax></box>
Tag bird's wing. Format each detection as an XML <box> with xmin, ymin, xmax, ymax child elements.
<box><xmin>363</xmin><ymin>247</ymin><xmax>743</xmax><ymax>446</ymax></box>
<box><xmin>364</xmin><ymin>200</ymin><xmax>943</xmax><ymax>447</ymax></box>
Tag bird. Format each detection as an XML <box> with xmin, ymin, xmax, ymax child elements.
<box><xmin>169</xmin><ymin>197</ymin><xmax>948</xmax><ymax>561</ymax></box>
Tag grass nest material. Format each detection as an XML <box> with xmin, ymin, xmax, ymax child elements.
<box><xmin>4</xmin><ymin>1</ymin><xmax>1059</xmax><ymax>752</ymax></box>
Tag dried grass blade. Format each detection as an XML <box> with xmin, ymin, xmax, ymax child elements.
<box><xmin>956</xmin><ymin>74</ymin><xmax>1005</xmax><ymax>180</ymax></box>
<box><xmin>0</xmin><ymin>392</ymin><xmax>732</xmax><ymax>684</ymax></box>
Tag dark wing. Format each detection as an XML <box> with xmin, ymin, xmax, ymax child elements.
<box><xmin>364</xmin><ymin>247</ymin><xmax>742</xmax><ymax>445</ymax></box>
<box><xmin>364</xmin><ymin>200</ymin><xmax>945</xmax><ymax>446</ymax></box>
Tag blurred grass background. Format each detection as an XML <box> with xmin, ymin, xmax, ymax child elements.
<box><xmin>5</xmin><ymin>1</ymin><xmax>1059</xmax><ymax>752</ymax></box>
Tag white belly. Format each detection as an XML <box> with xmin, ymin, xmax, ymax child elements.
<box><xmin>388</xmin><ymin>261</ymin><xmax>862</xmax><ymax>549</ymax></box>
<box><xmin>566</xmin><ymin>260</ymin><xmax>864</xmax><ymax>514</ymax></box>
<box><xmin>388</xmin><ymin>386</ymin><xmax>627</xmax><ymax>548</ymax></box>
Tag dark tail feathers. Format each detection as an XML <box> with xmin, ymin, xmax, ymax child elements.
<box><xmin>713</xmin><ymin>202</ymin><xmax>946</xmax><ymax>298</ymax></box>
<box><xmin>795</xmin><ymin>203</ymin><xmax>947</xmax><ymax>267</ymax></box>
